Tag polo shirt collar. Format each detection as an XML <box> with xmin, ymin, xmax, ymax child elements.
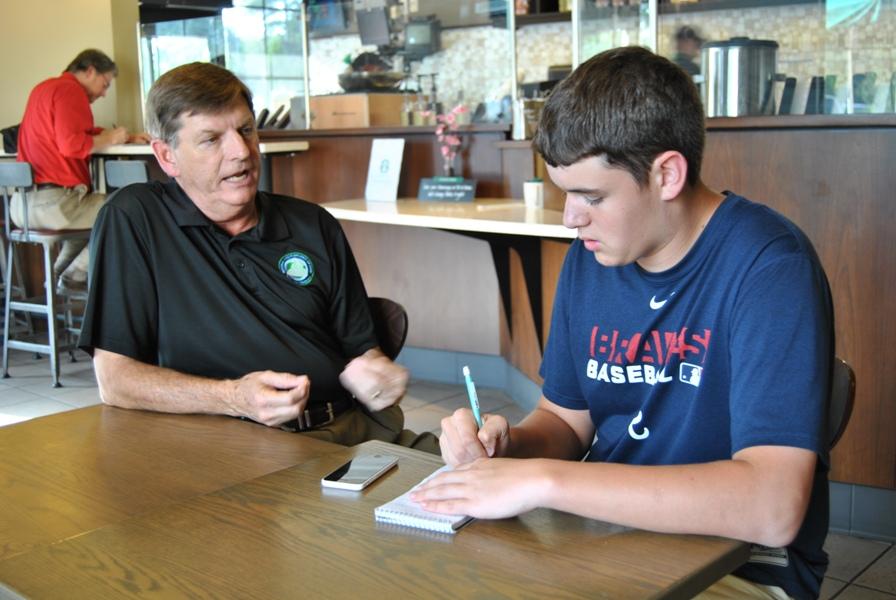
<box><xmin>163</xmin><ymin>179</ymin><xmax>290</xmax><ymax>241</ymax></box>
<box><xmin>256</xmin><ymin>194</ymin><xmax>291</xmax><ymax>241</ymax></box>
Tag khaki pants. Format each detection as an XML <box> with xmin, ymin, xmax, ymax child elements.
<box><xmin>11</xmin><ymin>185</ymin><xmax>106</xmax><ymax>282</ymax></box>
<box><xmin>696</xmin><ymin>574</ymin><xmax>791</xmax><ymax>599</ymax></box>
<box><xmin>298</xmin><ymin>404</ymin><xmax>441</xmax><ymax>455</ymax></box>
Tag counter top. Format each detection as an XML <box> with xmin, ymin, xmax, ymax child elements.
<box><xmin>322</xmin><ymin>198</ymin><xmax>576</xmax><ymax>239</ymax></box>
<box><xmin>260</xmin><ymin>123</ymin><xmax>509</xmax><ymax>138</ymax></box>
<box><xmin>99</xmin><ymin>141</ymin><xmax>309</xmax><ymax>155</ymax></box>
<box><xmin>711</xmin><ymin>114</ymin><xmax>896</xmax><ymax>129</ymax></box>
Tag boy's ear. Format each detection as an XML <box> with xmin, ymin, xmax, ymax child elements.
<box><xmin>652</xmin><ymin>151</ymin><xmax>689</xmax><ymax>201</ymax></box>
<box><xmin>151</xmin><ymin>138</ymin><xmax>180</xmax><ymax>178</ymax></box>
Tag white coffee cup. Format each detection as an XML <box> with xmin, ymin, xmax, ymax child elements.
<box><xmin>523</xmin><ymin>179</ymin><xmax>544</xmax><ymax>208</ymax></box>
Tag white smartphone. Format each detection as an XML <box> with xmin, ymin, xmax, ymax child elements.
<box><xmin>320</xmin><ymin>454</ymin><xmax>399</xmax><ymax>491</ymax></box>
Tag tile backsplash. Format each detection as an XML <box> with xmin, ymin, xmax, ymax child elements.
<box><xmin>308</xmin><ymin>3</ymin><xmax>894</xmax><ymax>114</ymax></box>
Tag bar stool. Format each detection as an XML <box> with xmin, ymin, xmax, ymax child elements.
<box><xmin>1</xmin><ymin>162</ymin><xmax>91</xmax><ymax>386</ymax></box>
<box><xmin>57</xmin><ymin>159</ymin><xmax>151</xmax><ymax>342</ymax></box>
<box><xmin>0</xmin><ymin>203</ymin><xmax>34</xmax><ymax>340</ymax></box>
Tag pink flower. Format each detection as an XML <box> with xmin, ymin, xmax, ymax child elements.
<box><xmin>432</xmin><ymin>102</ymin><xmax>469</xmax><ymax>175</ymax></box>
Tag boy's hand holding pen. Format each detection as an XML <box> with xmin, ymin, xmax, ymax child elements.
<box><xmin>462</xmin><ymin>365</ymin><xmax>483</xmax><ymax>429</ymax></box>
<box><xmin>437</xmin><ymin>366</ymin><xmax>511</xmax><ymax>467</ymax></box>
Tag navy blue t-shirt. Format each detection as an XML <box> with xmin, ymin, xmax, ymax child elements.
<box><xmin>541</xmin><ymin>193</ymin><xmax>832</xmax><ymax>599</ymax></box>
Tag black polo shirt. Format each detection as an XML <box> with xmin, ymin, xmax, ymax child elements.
<box><xmin>79</xmin><ymin>179</ymin><xmax>377</xmax><ymax>407</ymax></box>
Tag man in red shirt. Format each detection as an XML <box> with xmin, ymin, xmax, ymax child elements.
<box><xmin>15</xmin><ymin>48</ymin><xmax>147</xmax><ymax>293</ymax></box>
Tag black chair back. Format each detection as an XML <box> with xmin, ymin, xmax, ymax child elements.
<box><xmin>367</xmin><ymin>297</ymin><xmax>408</xmax><ymax>361</ymax></box>
<box><xmin>829</xmin><ymin>357</ymin><xmax>856</xmax><ymax>449</ymax></box>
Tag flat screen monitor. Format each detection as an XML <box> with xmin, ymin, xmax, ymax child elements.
<box><xmin>357</xmin><ymin>8</ymin><xmax>391</xmax><ymax>47</ymax></box>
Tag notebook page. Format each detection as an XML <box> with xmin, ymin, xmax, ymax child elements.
<box><xmin>374</xmin><ymin>465</ymin><xmax>473</xmax><ymax>534</ymax></box>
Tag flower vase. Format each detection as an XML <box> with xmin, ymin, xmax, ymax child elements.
<box><xmin>441</xmin><ymin>154</ymin><xmax>458</xmax><ymax>178</ymax></box>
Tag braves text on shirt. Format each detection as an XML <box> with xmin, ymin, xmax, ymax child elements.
<box><xmin>585</xmin><ymin>324</ymin><xmax>712</xmax><ymax>386</ymax></box>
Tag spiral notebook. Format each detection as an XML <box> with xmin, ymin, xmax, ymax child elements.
<box><xmin>374</xmin><ymin>465</ymin><xmax>473</xmax><ymax>534</ymax></box>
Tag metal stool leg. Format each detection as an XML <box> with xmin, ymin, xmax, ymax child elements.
<box><xmin>2</xmin><ymin>239</ymin><xmax>13</xmax><ymax>379</ymax></box>
<box><xmin>1</xmin><ymin>241</ymin><xmax>36</xmax><ymax>341</ymax></box>
<box><xmin>42</xmin><ymin>240</ymin><xmax>61</xmax><ymax>387</ymax></box>
<box><xmin>11</xmin><ymin>244</ymin><xmax>35</xmax><ymax>335</ymax></box>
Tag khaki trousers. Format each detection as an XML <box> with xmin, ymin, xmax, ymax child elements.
<box><xmin>696</xmin><ymin>574</ymin><xmax>791</xmax><ymax>599</ymax></box>
<box><xmin>297</xmin><ymin>404</ymin><xmax>441</xmax><ymax>455</ymax></box>
<box><xmin>11</xmin><ymin>185</ymin><xmax>106</xmax><ymax>282</ymax></box>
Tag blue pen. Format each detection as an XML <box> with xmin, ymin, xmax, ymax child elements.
<box><xmin>462</xmin><ymin>365</ymin><xmax>483</xmax><ymax>428</ymax></box>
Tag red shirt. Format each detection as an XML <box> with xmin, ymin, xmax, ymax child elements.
<box><xmin>17</xmin><ymin>72</ymin><xmax>102</xmax><ymax>188</ymax></box>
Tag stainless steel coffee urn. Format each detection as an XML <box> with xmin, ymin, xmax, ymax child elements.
<box><xmin>702</xmin><ymin>37</ymin><xmax>779</xmax><ymax>117</ymax></box>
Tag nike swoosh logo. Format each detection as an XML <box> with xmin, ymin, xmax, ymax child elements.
<box><xmin>649</xmin><ymin>295</ymin><xmax>668</xmax><ymax>310</ymax></box>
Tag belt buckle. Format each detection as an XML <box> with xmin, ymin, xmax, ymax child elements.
<box><xmin>297</xmin><ymin>402</ymin><xmax>336</xmax><ymax>432</ymax></box>
<box><xmin>320</xmin><ymin>402</ymin><xmax>336</xmax><ymax>427</ymax></box>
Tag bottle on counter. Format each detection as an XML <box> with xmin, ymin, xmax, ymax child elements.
<box><xmin>453</xmin><ymin>91</ymin><xmax>472</xmax><ymax>126</ymax></box>
<box><xmin>401</xmin><ymin>92</ymin><xmax>414</xmax><ymax>126</ymax></box>
<box><xmin>512</xmin><ymin>97</ymin><xmax>526</xmax><ymax>140</ymax></box>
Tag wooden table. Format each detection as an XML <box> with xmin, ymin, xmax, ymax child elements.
<box><xmin>323</xmin><ymin>198</ymin><xmax>574</xmax><ymax>352</ymax></box>
<box><xmin>0</xmin><ymin>415</ymin><xmax>749</xmax><ymax>599</ymax></box>
<box><xmin>322</xmin><ymin>197</ymin><xmax>576</xmax><ymax>240</ymax></box>
<box><xmin>0</xmin><ymin>405</ymin><xmax>341</xmax><ymax>563</ymax></box>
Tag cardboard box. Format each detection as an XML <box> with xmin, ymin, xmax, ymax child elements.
<box><xmin>309</xmin><ymin>93</ymin><xmax>408</xmax><ymax>129</ymax></box>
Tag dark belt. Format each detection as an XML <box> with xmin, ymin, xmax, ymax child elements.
<box><xmin>35</xmin><ymin>183</ymin><xmax>63</xmax><ymax>190</ymax></box>
<box><xmin>282</xmin><ymin>397</ymin><xmax>355</xmax><ymax>432</ymax></box>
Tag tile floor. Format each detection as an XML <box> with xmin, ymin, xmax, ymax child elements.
<box><xmin>1</xmin><ymin>349</ymin><xmax>894</xmax><ymax>599</ymax></box>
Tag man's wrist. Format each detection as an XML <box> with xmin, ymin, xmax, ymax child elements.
<box><xmin>222</xmin><ymin>377</ymin><xmax>244</xmax><ymax>418</ymax></box>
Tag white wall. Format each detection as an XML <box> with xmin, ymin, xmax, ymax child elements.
<box><xmin>0</xmin><ymin>0</ymin><xmax>141</xmax><ymax>131</ymax></box>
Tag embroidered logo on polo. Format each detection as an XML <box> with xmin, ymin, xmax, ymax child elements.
<box><xmin>278</xmin><ymin>251</ymin><xmax>314</xmax><ymax>286</ymax></box>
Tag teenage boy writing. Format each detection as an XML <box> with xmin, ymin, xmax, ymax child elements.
<box><xmin>414</xmin><ymin>47</ymin><xmax>832</xmax><ymax>599</ymax></box>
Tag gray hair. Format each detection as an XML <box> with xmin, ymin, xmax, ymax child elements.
<box><xmin>66</xmin><ymin>49</ymin><xmax>117</xmax><ymax>76</ymax></box>
<box><xmin>144</xmin><ymin>62</ymin><xmax>254</xmax><ymax>146</ymax></box>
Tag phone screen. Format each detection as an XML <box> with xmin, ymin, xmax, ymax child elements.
<box><xmin>321</xmin><ymin>454</ymin><xmax>398</xmax><ymax>490</ymax></box>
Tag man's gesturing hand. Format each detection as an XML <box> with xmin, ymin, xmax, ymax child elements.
<box><xmin>230</xmin><ymin>370</ymin><xmax>310</xmax><ymax>427</ymax></box>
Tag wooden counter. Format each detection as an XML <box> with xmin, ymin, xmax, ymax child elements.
<box><xmin>264</xmin><ymin>124</ymin><xmax>509</xmax><ymax>203</ymax></box>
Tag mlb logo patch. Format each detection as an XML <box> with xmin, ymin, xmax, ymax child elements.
<box><xmin>679</xmin><ymin>363</ymin><xmax>702</xmax><ymax>387</ymax></box>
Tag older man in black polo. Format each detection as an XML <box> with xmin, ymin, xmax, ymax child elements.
<box><xmin>78</xmin><ymin>62</ymin><xmax>436</xmax><ymax>451</ymax></box>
